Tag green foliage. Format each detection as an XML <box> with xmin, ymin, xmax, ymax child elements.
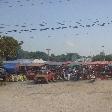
<box><xmin>16</xmin><ymin>49</ymin><xmax>112</xmax><ymax>62</ymax></box>
<box><xmin>18</xmin><ymin>50</ymin><xmax>48</xmax><ymax>61</ymax></box>
<box><xmin>105</xmin><ymin>55</ymin><xmax>112</xmax><ymax>61</ymax></box>
<box><xmin>92</xmin><ymin>55</ymin><xmax>105</xmax><ymax>61</ymax></box>
<box><xmin>100</xmin><ymin>51</ymin><xmax>105</xmax><ymax>56</ymax></box>
<box><xmin>18</xmin><ymin>50</ymin><xmax>81</xmax><ymax>62</ymax></box>
<box><xmin>0</xmin><ymin>35</ymin><xmax>21</xmax><ymax>60</ymax></box>
<box><xmin>92</xmin><ymin>54</ymin><xmax>112</xmax><ymax>61</ymax></box>
<box><xmin>66</xmin><ymin>53</ymin><xmax>81</xmax><ymax>61</ymax></box>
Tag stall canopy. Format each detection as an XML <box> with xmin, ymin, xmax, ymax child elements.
<box><xmin>33</xmin><ymin>59</ymin><xmax>46</xmax><ymax>64</ymax></box>
<box><xmin>68</xmin><ymin>62</ymin><xmax>82</xmax><ymax>68</ymax></box>
<box><xmin>3</xmin><ymin>59</ymin><xmax>33</xmax><ymax>64</ymax></box>
<box><xmin>23</xmin><ymin>63</ymin><xmax>45</xmax><ymax>67</ymax></box>
<box><xmin>3</xmin><ymin>63</ymin><xmax>19</xmax><ymax>73</ymax></box>
<box><xmin>45</xmin><ymin>61</ymin><xmax>64</xmax><ymax>66</ymax></box>
<box><xmin>85</xmin><ymin>61</ymin><xmax>112</xmax><ymax>65</ymax></box>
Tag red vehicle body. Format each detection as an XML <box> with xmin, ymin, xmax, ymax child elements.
<box><xmin>34</xmin><ymin>71</ymin><xmax>55</xmax><ymax>84</ymax></box>
<box><xmin>26</xmin><ymin>69</ymin><xmax>56</xmax><ymax>84</ymax></box>
<box><xmin>47</xmin><ymin>71</ymin><xmax>55</xmax><ymax>81</ymax></box>
<box><xmin>26</xmin><ymin>70</ymin><xmax>35</xmax><ymax>80</ymax></box>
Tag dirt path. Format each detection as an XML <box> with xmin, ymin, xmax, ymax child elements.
<box><xmin>0</xmin><ymin>80</ymin><xmax>112</xmax><ymax>112</ymax></box>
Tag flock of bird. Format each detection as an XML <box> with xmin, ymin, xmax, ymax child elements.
<box><xmin>0</xmin><ymin>0</ymin><xmax>112</xmax><ymax>38</ymax></box>
<box><xmin>0</xmin><ymin>18</ymin><xmax>112</xmax><ymax>35</ymax></box>
<box><xmin>0</xmin><ymin>0</ymin><xmax>72</xmax><ymax>8</ymax></box>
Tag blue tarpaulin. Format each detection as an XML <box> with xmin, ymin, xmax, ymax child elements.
<box><xmin>3</xmin><ymin>63</ymin><xmax>18</xmax><ymax>73</ymax></box>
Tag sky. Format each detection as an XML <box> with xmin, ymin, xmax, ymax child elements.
<box><xmin>0</xmin><ymin>0</ymin><xmax>112</xmax><ymax>56</ymax></box>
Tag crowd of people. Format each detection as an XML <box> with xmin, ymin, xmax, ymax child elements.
<box><xmin>46</xmin><ymin>64</ymin><xmax>112</xmax><ymax>81</ymax></box>
<box><xmin>1</xmin><ymin>63</ymin><xmax>112</xmax><ymax>85</ymax></box>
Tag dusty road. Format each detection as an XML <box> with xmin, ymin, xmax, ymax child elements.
<box><xmin>0</xmin><ymin>80</ymin><xmax>112</xmax><ymax>112</ymax></box>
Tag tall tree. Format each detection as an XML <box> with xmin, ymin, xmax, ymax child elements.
<box><xmin>0</xmin><ymin>35</ymin><xmax>22</xmax><ymax>60</ymax></box>
<box><xmin>66</xmin><ymin>53</ymin><xmax>81</xmax><ymax>61</ymax></box>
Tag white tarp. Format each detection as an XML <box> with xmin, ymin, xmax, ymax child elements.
<box><xmin>33</xmin><ymin>59</ymin><xmax>46</xmax><ymax>64</ymax></box>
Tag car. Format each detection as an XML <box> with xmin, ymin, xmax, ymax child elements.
<box><xmin>34</xmin><ymin>73</ymin><xmax>49</xmax><ymax>84</ymax></box>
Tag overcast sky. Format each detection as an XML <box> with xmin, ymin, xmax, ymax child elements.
<box><xmin>0</xmin><ymin>0</ymin><xmax>112</xmax><ymax>56</ymax></box>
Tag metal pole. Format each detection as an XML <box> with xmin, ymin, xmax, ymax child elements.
<box><xmin>101</xmin><ymin>45</ymin><xmax>105</xmax><ymax>61</ymax></box>
<box><xmin>17</xmin><ymin>41</ymin><xmax>23</xmax><ymax>59</ymax></box>
<box><xmin>46</xmin><ymin>49</ymin><xmax>51</xmax><ymax>61</ymax></box>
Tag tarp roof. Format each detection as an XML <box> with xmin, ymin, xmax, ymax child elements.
<box><xmin>85</xmin><ymin>61</ymin><xmax>112</xmax><ymax>65</ymax></box>
<box><xmin>33</xmin><ymin>59</ymin><xmax>46</xmax><ymax>64</ymax></box>
<box><xmin>3</xmin><ymin>59</ymin><xmax>33</xmax><ymax>64</ymax></box>
<box><xmin>19</xmin><ymin>63</ymin><xmax>45</xmax><ymax>67</ymax></box>
<box><xmin>45</xmin><ymin>61</ymin><xmax>64</xmax><ymax>66</ymax></box>
<box><xmin>3</xmin><ymin>63</ymin><xmax>19</xmax><ymax>73</ymax></box>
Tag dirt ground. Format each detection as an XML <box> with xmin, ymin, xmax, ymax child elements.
<box><xmin>0</xmin><ymin>80</ymin><xmax>112</xmax><ymax>112</ymax></box>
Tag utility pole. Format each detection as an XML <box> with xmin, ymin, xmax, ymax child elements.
<box><xmin>46</xmin><ymin>49</ymin><xmax>51</xmax><ymax>61</ymax></box>
<box><xmin>17</xmin><ymin>41</ymin><xmax>24</xmax><ymax>59</ymax></box>
<box><xmin>101</xmin><ymin>45</ymin><xmax>105</xmax><ymax>61</ymax></box>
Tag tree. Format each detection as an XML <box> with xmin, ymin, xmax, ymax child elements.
<box><xmin>66</xmin><ymin>53</ymin><xmax>81</xmax><ymax>61</ymax></box>
<box><xmin>0</xmin><ymin>35</ymin><xmax>22</xmax><ymax>60</ymax></box>
<box><xmin>105</xmin><ymin>55</ymin><xmax>112</xmax><ymax>61</ymax></box>
<box><xmin>49</xmin><ymin>54</ymin><xmax>56</xmax><ymax>61</ymax></box>
<box><xmin>100</xmin><ymin>51</ymin><xmax>105</xmax><ymax>56</ymax></box>
<box><xmin>92</xmin><ymin>55</ymin><xmax>105</xmax><ymax>61</ymax></box>
<box><xmin>92</xmin><ymin>54</ymin><xmax>112</xmax><ymax>61</ymax></box>
<box><xmin>17</xmin><ymin>50</ymin><xmax>48</xmax><ymax>60</ymax></box>
<box><xmin>17</xmin><ymin>50</ymin><xmax>81</xmax><ymax>62</ymax></box>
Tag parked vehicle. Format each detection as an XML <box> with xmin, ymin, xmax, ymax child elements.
<box><xmin>0</xmin><ymin>66</ymin><xmax>6</xmax><ymax>80</ymax></box>
<box><xmin>34</xmin><ymin>70</ymin><xmax>55</xmax><ymax>84</ymax></box>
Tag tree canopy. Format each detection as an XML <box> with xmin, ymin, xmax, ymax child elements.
<box><xmin>18</xmin><ymin>49</ymin><xmax>48</xmax><ymax>61</ymax></box>
<box><xmin>0</xmin><ymin>35</ymin><xmax>22</xmax><ymax>60</ymax></box>
<box><xmin>92</xmin><ymin>52</ymin><xmax>112</xmax><ymax>61</ymax></box>
<box><xmin>17</xmin><ymin>50</ymin><xmax>82</xmax><ymax>62</ymax></box>
<box><xmin>2</xmin><ymin>35</ymin><xmax>112</xmax><ymax>62</ymax></box>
